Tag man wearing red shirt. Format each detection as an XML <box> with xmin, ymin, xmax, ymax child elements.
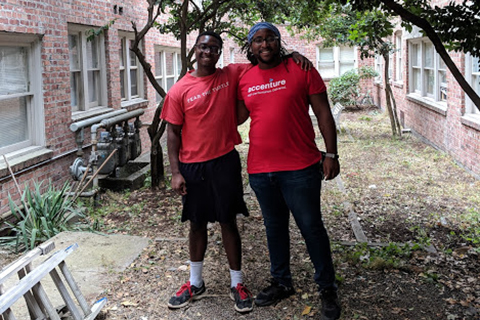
<box><xmin>237</xmin><ymin>23</ymin><xmax>341</xmax><ymax>320</ymax></box>
<box><xmin>161</xmin><ymin>31</ymin><xmax>253</xmax><ymax>313</ymax></box>
<box><xmin>161</xmin><ymin>30</ymin><xmax>311</xmax><ymax>314</ymax></box>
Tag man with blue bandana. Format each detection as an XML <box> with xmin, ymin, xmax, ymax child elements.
<box><xmin>237</xmin><ymin>22</ymin><xmax>341</xmax><ymax>320</ymax></box>
<box><xmin>162</xmin><ymin>29</ymin><xmax>313</xmax><ymax>314</ymax></box>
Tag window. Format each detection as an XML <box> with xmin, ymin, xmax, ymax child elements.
<box><xmin>466</xmin><ymin>54</ymin><xmax>480</xmax><ymax>116</ymax></box>
<box><xmin>230</xmin><ymin>48</ymin><xmax>235</xmax><ymax>63</ymax></box>
<box><xmin>154</xmin><ymin>47</ymin><xmax>181</xmax><ymax>102</ymax></box>
<box><xmin>0</xmin><ymin>34</ymin><xmax>44</xmax><ymax>155</ymax></box>
<box><xmin>375</xmin><ymin>54</ymin><xmax>384</xmax><ymax>83</ymax></box>
<box><xmin>217</xmin><ymin>51</ymin><xmax>224</xmax><ymax>68</ymax></box>
<box><xmin>409</xmin><ymin>39</ymin><xmax>447</xmax><ymax>103</ymax></box>
<box><xmin>395</xmin><ymin>31</ymin><xmax>403</xmax><ymax>82</ymax></box>
<box><xmin>119</xmin><ymin>33</ymin><xmax>144</xmax><ymax>104</ymax></box>
<box><xmin>316</xmin><ymin>46</ymin><xmax>356</xmax><ymax>79</ymax></box>
<box><xmin>68</xmin><ymin>25</ymin><xmax>107</xmax><ymax>113</ymax></box>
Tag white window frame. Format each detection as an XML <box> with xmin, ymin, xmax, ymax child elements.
<box><xmin>374</xmin><ymin>54</ymin><xmax>384</xmax><ymax>84</ymax></box>
<box><xmin>68</xmin><ymin>25</ymin><xmax>108</xmax><ymax>114</ymax></box>
<box><xmin>316</xmin><ymin>45</ymin><xmax>357</xmax><ymax>79</ymax></box>
<box><xmin>119</xmin><ymin>32</ymin><xmax>145</xmax><ymax>106</ymax></box>
<box><xmin>217</xmin><ymin>51</ymin><xmax>224</xmax><ymax>68</ymax></box>
<box><xmin>395</xmin><ymin>31</ymin><xmax>403</xmax><ymax>82</ymax></box>
<box><xmin>0</xmin><ymin>33</ymin><xmax>44</xmax><ymax>156</ymax></box>
<box><xmin>408</xmin><ymin>38</ymin><xmax>447</xmax><ymax>106</ymax></box>
<box><xmin>465</xmin><ymin>53</ymin><xmax>480</xmax><ymax>118</ymax></box>
<box><xmin>229</xmin><ymin>48</ymin><xmax>235</xmax><ymax>63</ymax></box>
<box><xmin>154</xmin><ymin>46</ymin><xmax>181</xmax><ymax>102</ymax></box>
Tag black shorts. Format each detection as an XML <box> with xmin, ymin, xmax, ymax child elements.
<box><xmin>179</xmin><ymin>149</ymin><xmax>249</xmax><ymax>223</ymax></box>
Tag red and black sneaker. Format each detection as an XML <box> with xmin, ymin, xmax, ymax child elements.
<box><xmin>230</xmin><ymin>283</ymin><xmax>253</xmax><ymax>313</ymax></box>
<box><xmin>167</xmin><ymin>281</ymin><xmax>206</xmax><ymax>309</ymax></box>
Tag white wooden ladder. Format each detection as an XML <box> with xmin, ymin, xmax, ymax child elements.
<box><xmin>0</xmin><ymin>241</ymin><xmax>106</xmax><ymax>320</ymax></box>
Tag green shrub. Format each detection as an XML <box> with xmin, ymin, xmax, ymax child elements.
<box><xmin>0</xmin><ymin>180</ymin><xmax>84</xmax><ymax>252</ymax></box>
<box><xmin>328</xmin><ymin>66</ymin><xmax>378</xmax><ymax>107</ymax></box>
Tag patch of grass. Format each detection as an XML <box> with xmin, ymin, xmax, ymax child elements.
<box><xmin>409</xmin><ymin>225</ymin><xmax>432</xmax><ymax>246</ymax></box>
<box><xmin>341</xmin><ymin>242</ymin><xmax>420</xmax><ymax>270</ymax></box>
<box><xmin>455</xmin><ymin>208</ymin><xmax>480</xmax><ymax>248</ymax></box>
<box><xmin>1</xmin><ymin>181</ymin><xmax>85</xmax><ymax>252</ymax></box>
<box><xmin>359</xmin><ymin>116</ymin><xmax>372</xmax><ymax>121</ymax></box>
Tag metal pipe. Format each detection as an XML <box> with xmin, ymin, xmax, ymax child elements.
<box><xmin>69</xmin><ymin>109</ymin><xmax>127</xmax><ymax>132</ymax></box>
<box><xmin>99</xmin><ymin>109</ymin><xmax>144</xmax><ymax>128</ymax></box>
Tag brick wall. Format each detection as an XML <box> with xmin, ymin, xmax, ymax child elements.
<box><xmin>370</xmin><ymin>0</ymin><xmax>480</xmax><ymax>179</ymax></box>
<box><xmin>1</xmin><ymin>0</ymin><xmax>479</xmax><ymax>217</ymax></box>
<box><xmin>0</xmin><ymin>0</ymin><xmax>182</xmax><ymax>214</ymax></box>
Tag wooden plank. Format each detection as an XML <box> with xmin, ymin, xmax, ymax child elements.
<box><xmin>0</xmin><ymin>243</ymin><xmax>78</xmax><ymax>314</ymax></box>
<box><xmin>49</xmin><ymin>268</ymin><xmax>83</xmax><ymax>320</ymax></box>
<box><xmin>0</xmin><ymin>283</ymin><xmax>16</xmax><ymax>320</ymax></box>
<box><xmin>58</xmin><ymin>261</ymin><xmax>91</xmax><ymax>315</ymax></box>
<box><xmin>0</xmin><ymin>241</ymin><xmax>54</xmax><ymax>285</ymax></box>
<box><xmin>335</xmin><ymin>177</ymin><xmax>368</xmax><ymax>243</ymax></box>
<box><xmin>18</xmin><ymin>267</ymin><xmax>46</xmax><ymax>319</ymax></box>
<box><xmin>31</xmin><ymin>282</ymin><xmax>60</xmax><ymax>320</ymax></box>
<box><xmin>84</xmin><ymin>297</ymin><xmax>107</xmax><ymax>320</ymax></box>
<box><xmin>1</xmin><ymin>310</ymin><xmax>16</xmax><ymax>320</ymax></box>
<box><xmin>24</xmin><ymin>263</ymin><xmax>58</xmax><ymax>320</ymax></box>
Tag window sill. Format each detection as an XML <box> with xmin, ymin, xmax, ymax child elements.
<box><xmin>393</xmin><ymin>81</ymin><xmax>404</xmax><ymax>88</ymax></box>
<box><xmin>406</xmin><ymin>94</ymin><xmax>447</xmax><ymax>116</ymax></box>
<box><xmin>121</xmin><ymin>98</ymin><xmax>149</xmax><ymax>110</ymax></box>
<box><xmin>461</xmin><ymin>114</ymin><xmax>480</xmax><ymax>131</ymax></box>
<box><xmin>71</xmin><ymin>107</ymin><xmax>115</xmax><ymax>122</ymax></box>
<box><xmin>0</xmin><ymin>147</ymin><xmax>53</xmax><ymax>178</ymax></box>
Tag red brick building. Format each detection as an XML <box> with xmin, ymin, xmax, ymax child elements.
<box><xmin>369</xmin><ymin>15</ymin><xmax>480</xmax><ymax>179</ymax></box>
<box><xmin>305</xmin><ymin>0</ymin><xmax>479</xmax><ymax>180</ymax></box>
<box><xmin>0</xmin><ymin>0</ymin><xmax>227</xmax><ymax>215</ymax></box>
<box><xmin>1</xmin><ymin>0</ymin><xmax>478</xmax><ymax>217</ymax></box>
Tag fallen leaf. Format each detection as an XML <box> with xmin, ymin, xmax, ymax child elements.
<box><xmin>121</xmin><ymin>300</ymin><xmax>138</xmax><ymax>307</ymax></box>
<box><xmin>301</xmin><ymin>293</ymin><xmax>309</xmax><ymax>299</ymax></box>
<box><xmin>301</xmin><ymin>305</ymin><xmax>312</xmax><ymax>316</ymax></box>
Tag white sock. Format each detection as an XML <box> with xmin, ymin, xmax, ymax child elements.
<box><xmin>230</xmin><ymin>269</ymin><xmax>243</xmax><ymax>288</ymax></box>
<box><xmin>189</xmin><ymin>261</ymin><xmax>204</xmax><ymax>288</ymax></box>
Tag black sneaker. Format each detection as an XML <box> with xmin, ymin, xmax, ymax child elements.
<box><xmin>319</xmin><ymin>288</ymin><xmax>341</xmax><ymax>320</ymax></box>
<box><xmin>254</xmin><ymin>278</ymin><xmax>295</xmax><ymax>306</ymax></box>
<box><xmin>167</xmin><ymin>281</ymin><xmax>206</xmax><ymax>309</ymax></box>
<box><xmin>230</xmin><ymin>283</ymin><xmax>254</xmax><ymax>313</ymax></box>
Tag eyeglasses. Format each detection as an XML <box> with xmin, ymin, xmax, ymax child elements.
<box><xmin>195</xmin><ymin>44</ymin><xmax>221</xmax><ymax>55</ymax></box>
<box><xmin>251</xmin><ymin>36</ymin><xmax>279</xmax><ymax>45</ymax></box>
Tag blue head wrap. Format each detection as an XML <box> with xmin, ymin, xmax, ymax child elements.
<box><xmin>247</xmin><ymin>22</ymin><xmax>281</xmax><ymax>43</ymax></box>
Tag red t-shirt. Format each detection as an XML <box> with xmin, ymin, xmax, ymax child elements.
<box><xmin>161</xmin><ymin>64</ymin><xmax>250</xmax><ymax>163</ymax></box>
<box><xmin>238</xmin><ymin>58</ymin><xmax>326</xmax><ymax>174</ymax></box>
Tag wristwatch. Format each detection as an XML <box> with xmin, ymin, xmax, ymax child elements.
<box><xmin>324</xmin><ymin>153</ymin><xmax>339</xmax><ymax>160</ymax></box>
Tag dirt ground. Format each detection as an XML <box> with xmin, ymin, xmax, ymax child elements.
<box><xmin>4</xmin><ymin>107</ymin><xmax>480</xmax><ymax>319</ymax></box>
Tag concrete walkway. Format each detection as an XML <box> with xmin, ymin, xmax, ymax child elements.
<box><xmin>3</xmin><ymin>231</ymin><xmax>149</xmax><ymax>318</ymax></box>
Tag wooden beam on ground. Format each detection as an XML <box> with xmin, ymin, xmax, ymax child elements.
<box><xmin>334</xmin><ymin>177</ymin><xmax>368</xmax><ymax>243</ymax></box>
<box><xmin>334</xmin><ymin>240</ymin><xmax>437</xmax><ymax>254</ymax></box>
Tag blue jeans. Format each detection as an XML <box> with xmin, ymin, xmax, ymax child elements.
<box><xmin>249</xmin><ymin>163</ymin><xmax>336</xmax><ymax>290</ymax></box>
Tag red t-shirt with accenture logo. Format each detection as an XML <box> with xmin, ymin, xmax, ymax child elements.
<box><xmin>238</xmin><ymin>58</ymin><xmax>326</xmax><ymax>174</ymax></box>
<box><xmin>161</xmin><ymin>64</ymin><xmax>250</xmax><ymax>163</ymax></box>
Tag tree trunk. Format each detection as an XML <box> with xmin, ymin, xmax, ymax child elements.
<box><xmin>383</xmin><ymin>53</ymin><xmax>401</xmax><ymax>136</ymax></box>
<box><xmin>146</xmin><ymin>100</ymin><xmax>167</xmax><ymax>189</ymax></box>
<box><xmin>129</xmin><ymin>3</ymin><xmax>168</xmax><ymax>190</ymax></box>
<box><xmin>381</xmin><ymin>0</ymin><xmax>480</xmax><ymax>112</ymax></box>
